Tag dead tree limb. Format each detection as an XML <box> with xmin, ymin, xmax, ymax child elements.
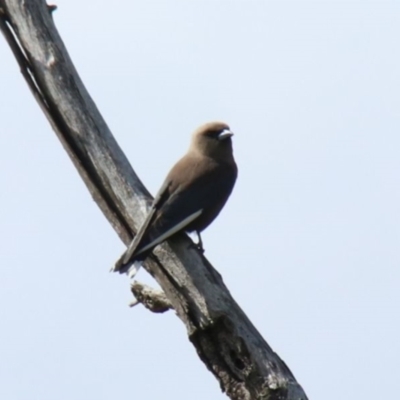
<box><xmin>0</xmin><ymin>2</ymin><xmax>308</xmax><ymax>399</ymax></box>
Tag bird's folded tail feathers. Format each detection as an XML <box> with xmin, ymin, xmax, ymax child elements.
<box><xmin>111</xmin><ymin>206</ymin><xmax>158</xmax><ymax>274</ymax></box>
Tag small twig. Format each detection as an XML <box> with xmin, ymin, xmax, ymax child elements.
<box><xmin>130</xmin><ymin>281</ymin><xmax>172</xmax><ymax>313</ymax></box>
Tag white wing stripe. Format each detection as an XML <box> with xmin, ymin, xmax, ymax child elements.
<box><xmin>136</xmin><ymin>209</ymin><xmax>203</xmax><ymax>256</ymax></box>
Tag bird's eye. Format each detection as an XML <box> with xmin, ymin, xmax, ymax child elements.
<box><xmin>210</xmin><ymin>130</ymin><xmax>223</xmax><ymax>138</ymax></box>
<box><xmin>206</xmin><ymin>129</ymin><xmax>225</xmax><ymax>138</ymax></box>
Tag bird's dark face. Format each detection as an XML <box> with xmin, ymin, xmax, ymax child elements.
<box><xmin>191</xmin><ymin>122</ymin><xmax>234</xmax><ymax>160</ymax></box>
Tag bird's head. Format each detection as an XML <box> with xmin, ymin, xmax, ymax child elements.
<box><xmin>190</xmin><ymin>121</ymin><xmax>234</xmax><ymax>160</ymax></box>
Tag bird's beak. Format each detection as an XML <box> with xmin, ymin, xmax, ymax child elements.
<box><xmin>218</xmin><ymin>129</ymin><xmax>234</xmax><ymax>141</ymax></box>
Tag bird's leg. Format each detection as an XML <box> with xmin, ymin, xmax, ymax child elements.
<box><xmin>196</xmin><ymin>230</ymin><xmax>204</xmax><ymax>253</ymax></box>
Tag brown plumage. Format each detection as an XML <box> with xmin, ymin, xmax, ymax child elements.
<box><xmin>113</xmin><ymin>121</ymin><xmax>238</xmax><ymax>277</ymax></box>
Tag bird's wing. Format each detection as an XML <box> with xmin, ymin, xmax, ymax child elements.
<box><xmin>153</xmin><ymin>156</ymin><xmax>235</xmax><ymax>223</ymax></box>
<box><xmin>131</xmin><ymin>157</ymin><xmax>233</xmax><ymax>251</ymax></box>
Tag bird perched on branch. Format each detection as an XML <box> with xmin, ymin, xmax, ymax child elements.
<box><xmin>113</xmin><ymin>121</ymin><xmax>238</xmax><ymax>278</ymax></box>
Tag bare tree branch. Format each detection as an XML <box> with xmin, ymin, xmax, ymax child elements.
<box><xmin>0</xmin><ymin>2</ymin><xmax>308</xmax><ymax>399</ymax></box>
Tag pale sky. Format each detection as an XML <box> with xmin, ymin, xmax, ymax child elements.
<box><xmin>1</xmin><ymin>2</ymin><xmax>399</xmax><ymax>399</ymax></box>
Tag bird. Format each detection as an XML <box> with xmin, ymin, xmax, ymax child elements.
<box><xmin>113</xmin><ymin>121</ymin><xmax>238</xmax><ymax>278</ymax></box>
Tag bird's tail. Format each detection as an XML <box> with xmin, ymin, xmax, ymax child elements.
<box><xmin>112</xmin><ymin>232</ymin><xmax>145</xmax><ymax>277</ymax></box>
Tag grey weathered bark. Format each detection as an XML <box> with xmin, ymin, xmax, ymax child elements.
<box><xmin>0</xmin><ymin>2</ymin><xmax>308</xmax><ymax>399</ymax></box>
